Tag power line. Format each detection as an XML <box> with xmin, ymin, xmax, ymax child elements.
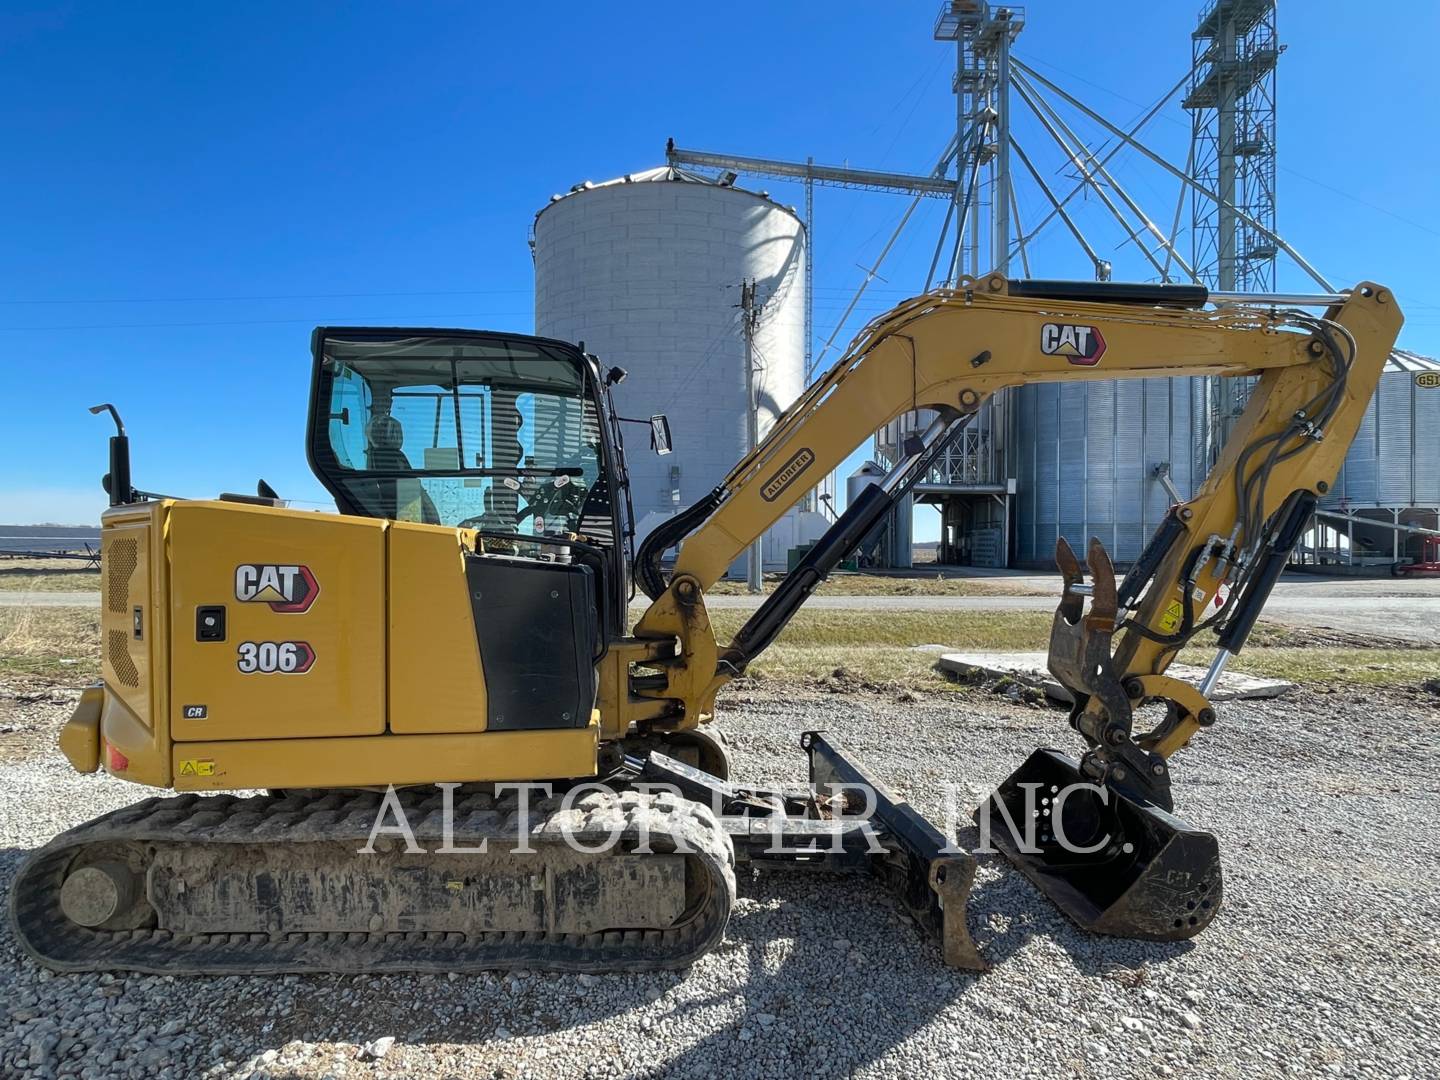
<box><xmin>656</xmin><ymin>308</ymin><xmax>745</xmax><ymax>414</ymax></box>
<box><xmin>2</xmin><ymin>280</ymin><xmax>788</xmax><ymax>308</ymax></box>
<box><xmin>0</xmin><ymin>288</ymin><xmax>535</xmax><ymax>306</ymax></box>
<box><xmin>0</xmin><ymin>312</ymin><xmax>539</xmax><ymax>332</ymax></box>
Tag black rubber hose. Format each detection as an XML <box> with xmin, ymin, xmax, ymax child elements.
<box><xmin>1116</xmin><ymin>506</ymin><xmax>1186</xmax><ymax>610</ymax></box>
<box><xmin>634</xmin><ymin>485</ymin><xmax>727</xmax><ymax>600</ymax></box>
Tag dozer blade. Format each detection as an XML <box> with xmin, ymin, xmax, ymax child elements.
<box><xmin>980</xmin><ymin>748</ymin><xmax>1222</xmax><ymax>940</ymax></box>
<box><xmin>804</xmin><ymin>732</ymin><xmax>988</xmax><ymax>971</ymax></box>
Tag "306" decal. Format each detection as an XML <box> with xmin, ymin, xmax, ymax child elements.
<box><xmin>236</xmin><ymin>640</ymin><xmax>315</xmax><ymax>674</ymax></box>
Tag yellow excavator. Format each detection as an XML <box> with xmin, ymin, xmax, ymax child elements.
<box><xmin>11</xmin><ymin>273</ymin><xmax>1401</xmax><ymax>974</ymax></box>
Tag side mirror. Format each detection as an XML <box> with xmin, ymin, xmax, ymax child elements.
<box><xmin>90</xmin><ymin>402</ymin><xmax>134</xmax><ymax>507</ymax></box>
<box><xmin>649</xmin><ymin>414</ymin><xmax>673</xmax><ymax>456</ymax></box>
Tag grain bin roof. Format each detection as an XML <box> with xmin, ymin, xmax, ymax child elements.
<box><xmin>1386</xmin><ymin>349</ymin><xmax>1440</xmax><ymax>373</ymax></box>
<box><xmin>536</xmin><ymin>165</ymin><xmax>801</xmax><ymax>221</ymax></box>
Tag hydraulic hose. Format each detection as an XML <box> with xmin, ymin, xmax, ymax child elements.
<box><xmin>635</xmin><ymin>485</ymin><xmax>726</xmax><ymax>600</ymax></box>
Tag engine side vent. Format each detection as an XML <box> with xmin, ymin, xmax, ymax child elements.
<box><xmin>106</xmin><ymin>538</ymin><xmax>138</xmax><ymax>615</ymax></box>
<box><xmin>107</xmin><ymin>629</ymin><xmax>140</xmax><ymax>687</ymax></box>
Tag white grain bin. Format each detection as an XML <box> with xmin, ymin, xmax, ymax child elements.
<box><xmin>533</xmin><ymin>166</ymin><xmax>825</xmax><ymax>572</ymax></box>
<box><xmin>1011</xmin><ymin>377</ymin><xmax>1208</xmax><ymax>567</ymax></box>
<box><xmin>846</xmin><ymin>461</ymin><xmax>906</xmax><ymax>565</ymax></box>
<box><xmin>1318</xmin><ymin>352</ymin><xmax>1440</xmax><ymax>566</ymax></box>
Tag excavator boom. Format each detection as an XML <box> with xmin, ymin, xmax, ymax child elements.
<box><xmin>630</xmin><ymin>273</ymin><xmax>1399</xmax><ymax>732</ymax></box>
<box><xmin>627</xmin><ymin>272</ymin><xmax>1401</xmax><ymax>943</ymax></box>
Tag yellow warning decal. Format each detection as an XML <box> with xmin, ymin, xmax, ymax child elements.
<box><xmin>178</xmin><ymin>759</ymin><xmax>216</xmax><ymax>777</ymax></box>
<box><xmin>1157</xmin><ymin>601</ymin><xmax>1185</xmax><ymax>634</ymax></box>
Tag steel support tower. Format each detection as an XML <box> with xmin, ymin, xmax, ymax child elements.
<box><xmin>1184</xmin><ymin>0</ymin><xmax>1279</xmax><ymax>292</ymax></box>
<box><xmin>931</xmin><ymin>2</ymin><xmax>1024</xmax><ymax>281</ymax></box>
<box><xmin>1184</xmin><ymin>0</ymin><xmax>1279</xmax><ymax>453</ymax></box>
<box><xmin>903</xmin><ymin>3</ymin><xmax>1025</xmax><ymax>565</ymax></box>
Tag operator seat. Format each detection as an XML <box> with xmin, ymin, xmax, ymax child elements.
<box><xmin>365</xmin><ymin>414</ymin><xmax>440</xmax><ymax>525</ymax></box>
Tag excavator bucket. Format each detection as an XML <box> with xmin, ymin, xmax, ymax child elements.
<box><xmin>980</xmin><ymin>536</ymin><xmax>1223</xmax><ymax>941</ymax></box>
<box><xmin>981</xmin><ymin>749</ymin><xmax>1222</xmax><ymax>940</ymax></box>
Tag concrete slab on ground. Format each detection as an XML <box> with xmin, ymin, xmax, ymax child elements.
<box><xmin>936</xmin><ymin>650</ymin><xmax>1294</xmax><ymax>703</ymax></box>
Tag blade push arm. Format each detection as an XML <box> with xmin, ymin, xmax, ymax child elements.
<box><xmin>631</xmin><ymin>273</ymin><xmax>1402</xmax><ymax>742</ymax></box>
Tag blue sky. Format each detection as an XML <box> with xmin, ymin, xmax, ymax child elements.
<box><xmin>3</xmin><ymin>1</ymin><xmax>1437</xmax><ymax>527</ymax></box>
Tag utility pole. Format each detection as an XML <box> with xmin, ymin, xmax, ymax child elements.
<box><xmin>740</xmin><ymin>278</ymin><xmax>764</xmax><ymax>594</ymax></box>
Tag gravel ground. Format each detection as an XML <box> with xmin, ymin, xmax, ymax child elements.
<box><xmin>2</xmin><ymin>676</ymin><xmax>1437</xmax><ymax>1079</ymax></box>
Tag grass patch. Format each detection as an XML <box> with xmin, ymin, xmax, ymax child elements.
<box><xmin>707</xmin><ymin>609</ymin><xmax>1050</xmax><ymax>688</ymax></box>
<box><xmin>0</xmin><ymin>597</ymin><xmax>1429</xmax><ymax>693</ymax></box>
<box><xmin>0</xmin><ymin>558</ymin><xmax>101</xmax><ymax>592</ymax></box>
<box><xmin>1177</xmin><ymin>623</ymin><xmax>1439</xmax><ymax>687</ymax></box>
<box><xmin>734</xmin><ymin>645</ymin><xmax>953</xmax><ymax>688</ymax></box>
<box><xmin>709</xmin><ymin>609</ymin><xmax>1053</xmax><ymax>652</ymax></box>
<box><xmin>706</xmin><ymin>608</ymin><xmax>1438</xmax><ymax>692</ymax></box>
<box><xmin>0</xmin><ymin>606</ymin><xmax>101</xmax><ymax>680</ymax></box>
<box><xmin>1218</xmin><ymin>647</ymin><xmax>1440</xmax><ymax>687</ymax></box>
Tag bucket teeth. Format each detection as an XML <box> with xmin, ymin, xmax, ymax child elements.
<box><xmin>1054</xmin><ymin>535</ymin><xmax>1083</xmax><ymax>586</ymax></box>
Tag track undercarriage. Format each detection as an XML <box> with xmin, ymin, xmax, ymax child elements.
<box><xmin>10</xmin><ymin>733</ymin><xmax>985</xmax><ymax>975</ymax></box>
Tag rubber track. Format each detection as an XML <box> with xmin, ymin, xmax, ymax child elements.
<box><xmin>9</xmin><ymin>787</ymin><xmax>736</xmax><ymax>975</ymax></box>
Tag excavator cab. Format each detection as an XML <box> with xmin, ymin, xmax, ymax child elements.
<box><xmin>307</xmin><ymin>328</ymin><xmax>634</xmax><ymax>657</ymax></box>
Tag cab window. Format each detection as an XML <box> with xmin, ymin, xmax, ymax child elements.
<box><xmin>312</xmin><ymin>333</ymin><xmax>609</xmax><ymax>542</ymax></box>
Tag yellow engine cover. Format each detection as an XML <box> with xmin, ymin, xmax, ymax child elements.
<box><xmin>168</xmin><ymin>502</ymin><xmax>386</xmax><ymax>741</ymax></box>
<box><xmin>386</xmin><ymin>522</ymin><xmax>487</xmax><ymax>734</ymax></box>
<box><xmin>74</xmin><ymin>499</ymin><xmax>599</xmax><ymax>791</ymax></box>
